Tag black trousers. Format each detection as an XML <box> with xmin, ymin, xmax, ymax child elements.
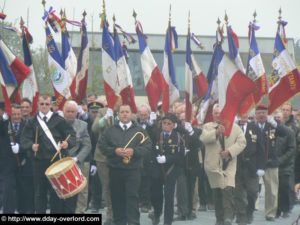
<box><xmin>1</xmin><ymin>173</ymin><xmax>16</xmax><ymax>213</ymax></box>
<box><xmin>150</xmin><ymin>172</ymin><xmax>177</xmax><ymax>225</ymax></box>
<box><xmin>139</xmin><ymin>173</ymin><xmax>151</xmax><ymax>208</ymax></box>
<box><xmin>278</xmin><ymin>174</ymin><xmax>291</xmax><ymax>214</ymax></box>
<box><xmin>198</xmin><ymin>166</ymin><xmax>213</xmax><ymax>206</ymax></box>
<box><xmin>32</xmin><ymin>159</ymin><xmax>77</xmax><ymax>214</ymax></box>
<box><xmin>16</xmin><ymin>174</ymin><xmax>35</xmax><ymax>214</ymax></box>
<box><xmin>109</xmin><ymin>168</ymin><xmax>141</xmax><ymax>225</ymax></box>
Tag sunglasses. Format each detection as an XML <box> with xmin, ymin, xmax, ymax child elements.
<box><xmin>40</xmin><ymin>103</ymin><xmax>50</xmax><ymax>106</ymax></box>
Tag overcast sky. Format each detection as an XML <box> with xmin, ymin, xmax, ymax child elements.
<box><xmin>3</xmin><ymin>0</ymin><xmax>300</xmax><ymax>49</ymax></box>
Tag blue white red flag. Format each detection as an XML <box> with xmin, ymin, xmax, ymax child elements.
<box><xmin>185</xmin><ymin>31</ymin><xmax>208</xmax><ymax>122</ymax></box>
<box><xmin>114</xmin><ymin>27</ymin><xmax>137</xmax><ymax>113</ymax></box>
<box><xmin>245</xmin><ymin>23</ymin><xmax>268</xmax><ymax>106</ymax></box>
<box><xmin>42</xmin><ymin>7</ymin><xmax>61</xmax><ymax>33</ymax></box>
<box><xmin>135</xmin><ymin>20</ymin><xmax>164</xmax><ymax>111</ymax></box>
<box><xmin>21</xmin><ymin>27</ymin><xmax>39</xmax><ymax>115</ymax></box>
<box><xmin>217</xmin><ymin>44</ymin><xmax>255</xmax><ymax>136</ymax></box>
<box><xmin>61</xmin><ymin>21</ymin><xmax>77</xmax><ymax>99</ymax></box>
<box><xmin>227</xmin><ymin>25</ymin><xmax>255</xmax><ymax>116</ymax></box>
<box><xmin>45</xmin><ymin>24</ymin><xmax>71</xmax><ymax>109</ymax></box>
<box><xmin>268</xmin><ymin>23</ymin><xmax>300</xmax><ymax>114</ymax></box>
<box><xmin>200</xmin><ymin>45</ymin><xmax>219</xmax><ymax>125</ymax></box>
<box><xmin>0</xmin><ymin>35</ymin><xmax>30</xmax><ymax>114</ymax></box>
<box><xmin>102</xmin><ymin>21</ymin><xmax>119</xmax><ymax>110</ymax></box>
<box><xmin>162</xmin><ymin>25</ymin><xmax>179</xmax><ymax>113</ymax></box>
<box><xmin>74</xmin><ymin>19</ymin><xmax>89</xmax><ymax>104</ymax></box>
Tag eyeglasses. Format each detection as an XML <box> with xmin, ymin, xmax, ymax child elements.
<box><xmin>40</xmin><ymin>103</ymin><xmax>50</xmax><ymax>106</ymax></box>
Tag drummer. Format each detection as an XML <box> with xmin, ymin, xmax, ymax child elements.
<box><xmin>21</xmin><ymin>94</ymin><xmax>76</xmax><ymax>214</ymax></box>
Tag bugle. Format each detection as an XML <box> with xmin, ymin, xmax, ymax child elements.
<box><xmin>123</xmin><ymin>132</ymin><xmax>148</xmax><ymax>164</ymax></box>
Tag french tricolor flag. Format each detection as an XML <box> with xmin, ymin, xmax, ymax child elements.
<box><xmin>75</xmin><ymin>19</ymin><xmax>89</xmax><ymax>104</ymax></box>
<box><xmin>245</xmin><ymin>23</ymin><xmax>268</xmax><ymax>106</ymax></box>
<box><xmin>114</xmin><ymin>26</ymin><xmax>137</xmax><ymax>113</ymax></box>
<box><xmin>0</xmin><ymin>35</ymin><xmax>30</xmax><ymax>115</ymax></box>
<box><xmin>216</xmin><ymin>45</ymin><xmax>255</xmax><ymax>136</ymax></box>
<box><xmin>136</xmin><ymin>20</ymin><xmax>164</xmax><ymax>111</ymax></box>
<box><xmin>162</xmin><ymin>25</ymin><xmax>179</xmax><ymax>113</ymax></box>
<box><xmin>102</xmin><ymin>21</ymin><xmax>119</xmax><ymax>110</ymax></box>
<box><xmin>61</xmin><ymin>22</ymin><xmax>77</xmax><ymax>100</ymax></box>
<box><xmin>268</xmin><ymin>22</ymin><xmax>300</xmax><ymax>115</ymax></box>
<box><xmin>185</xmin><ymin>31</ymin><xmax>208</xmax><ymax>122</ymax></box>
<box><xmin>200</xmin><ymin>44</ymin><xmax>219</xmax><ymax>125</ymax></box>
<box><xmin>45</xmin><ymin>24</ymin><xmax>71</xmax><ymax>110</ymax></box>
<box><xmin>21</xmin><ymin>27</ymin><xmax>39</xmax><ymax>115</ymax></box>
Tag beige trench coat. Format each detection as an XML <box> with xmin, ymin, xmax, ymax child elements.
<box><xmin>200</xmin><ymin>122</ymin><xmax>246</xmax><ymax>189</ymax></box>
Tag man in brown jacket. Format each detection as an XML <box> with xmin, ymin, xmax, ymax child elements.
<box><xmin>200</xmin><ymin>104</ymin><xmax>246</xmax><ymax>225</ymax></box>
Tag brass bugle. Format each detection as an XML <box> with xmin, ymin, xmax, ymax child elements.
<box><xmin>123</xmin><ymin>132</ymin><xmax>148</xmax><ymax>164</ymax></box>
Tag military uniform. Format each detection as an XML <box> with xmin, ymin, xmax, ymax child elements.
<box><xmin>234</xmin><ymin>121</ymin><xmax>265</xmax><ymax>224</ymax></box>
<box><xmin>149</xmin><ymin>126</ymin><xmax>185</xmax><ymax>225</ymax></box>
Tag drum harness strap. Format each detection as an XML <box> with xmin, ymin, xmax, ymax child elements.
<box><xmin>37</xmin><ymin>115</ymin><xmax>61</xmax><ymax>159</ymax></box>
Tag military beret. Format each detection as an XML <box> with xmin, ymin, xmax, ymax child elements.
<box><xmin>256</xmin><ymin>104</ymin><xmax>268</xmax><ymax>111</ymax></box>
<box><xmin>88</xmin><ymin>101</ymin><xmax>104</xmax><ymax>112</ymax></box>
<box><xmin>162</xmin><ymin>113</ymin><xmax>177</xmax><ymax>123</ymax></box>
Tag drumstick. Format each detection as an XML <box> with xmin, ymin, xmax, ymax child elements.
<box><xmin>34</xmin><ymin>126</ymin><xmax>38</xmax><ymax>157</ymax></box>
<box><xmin>50</xmin><ymin>134</ymin><xmax>71</xmax><ymax>162</ymax></box>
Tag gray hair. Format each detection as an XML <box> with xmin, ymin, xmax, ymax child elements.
<box><xmin>63</xmin><ymin>100</ymin><xmax>78</xmax><ymax>112</ymax></box>
<box><xmin>139</xmin><ymin>104</ymin><xmax>151</xmax><ymax>113</ymax></box>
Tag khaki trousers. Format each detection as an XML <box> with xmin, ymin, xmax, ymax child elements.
<box><xmin>96</xmin><ymin>161</ymin><xmax>113</xmax><ymax>220</ymax></box>
<box><xmin>75</xmin><ymin>162</ymin><xmax>90</xmax><ymax>214</ymax></box>
<box><xmin>263</xmin><ymin>167</ymin><xmax>278</xmax><ymax>218</ymax></box>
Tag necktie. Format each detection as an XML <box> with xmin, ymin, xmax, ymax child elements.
<box><xmin>43</xmin><ymin>116</ymin><xmax>47</xmax><ymax>123</ymax></box>
<box><xmin>164</xmin><ymin>133</ymin><xmax>169</xmax><ymax>143</ymax></box>
<box><xmin>123</xmin><ymin>124</ymin><xmax>127</xmax><ymax>131</ymax></box>
<box><xmin>14</xmin><ymin>123</ymin><xmax>19</xmax><ymax>131</ymax></box>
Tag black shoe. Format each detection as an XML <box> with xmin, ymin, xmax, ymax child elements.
<box><xmin>282</xmin><ymin>212</ymin><xmax>289</xmax><ymax>218</ymax></box>
<box><xmin>173</xmin><ymin>215</ymin><xmax>186</xmax><ymax>221</ymax></box>
<box><xmin>265</xmin><ymin>216</ymin><xmax>275</xmax><ymax>221</ymax></box>
<box><xmin>187</xmin><ymin>212</ymin><xmax>196</xmax><ymax>220</ymax></box>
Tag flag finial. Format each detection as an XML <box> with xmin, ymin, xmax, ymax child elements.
<box><xmin>102</xmin><ymin>0</ymin><xmax>106</xmax><ymax>14</ymax></box>
<box><xmin>133</xmin><ymin>9</ymin><xmax>137</xmax><ymax>22</ymax></box>
<box><xmin>217</xmin><ymin>17</ymin><xmax>221</xmax><ymax>26</ymax></box>
<box><xmin>188</xmin><ymin>11</ymin><xmax>190</xmax><ymax>33</ymax></box>
<box><xmin>168</xmin><ymin>4</ymin><xmax>172</xmax><ymax>26</ymax></box>
<box><xmin>82</xmin><ymin>10</ymin><xmax>87</xmax><ymax>19</ymax></box>
<box><xmin>42</xmin><ymin>0</ymin><xmax>46</xmax><ymax>9</ymax></box>
<box><xmin>253</xmin><ymin>10</ymin><xmax>257</xmax><ymax>24</ymax></box>
<box><xmin>20</xmin><ymin>17</ymin><xmax>25</xmax><ymax>26</ymax></box>
<box><xmin>224</xmin><ymin>11</ymin><xmax>229</xmax><ymax>26</ymax></box>
<box><xmin>278</xmin><ymin>7</ymin><xmax>282</xmax><ymax>23</ymax></box>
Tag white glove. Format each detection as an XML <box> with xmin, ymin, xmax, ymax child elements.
<box><xmin>77</xmin><ymin>105</ymin><xmax>84</xmax><ymax>116</ymax></box>
<box><xmin>156</xmin><ymin>155</ymin><xmax>166</xmax><ymax>164</ymax></box>
<box><xmin>150</xmin><ymin>112</ymin><xmax>157</xmax><ymax>122</ymax></box>
<box><xmin>104</xmin><ymin>108</ymin><xmax>114</xmax><ymax>120</ymax></box>
<box><xmin>184</xmin><ymin>148</ymin><xmax>190</xmax><ymax>156</ymax></box>
<box><xmin>267</xmin><ymin>116</ymin><xmax>277</xmax><ymax>128</ymax></box>
<box><xmin>2</xmin><ymin>112</ymin><xmax>8</xmax><ymax>121</ymax></box>
<box><xmin>185</xmin><ymin>122</ymin><xmax>194</xmax><ymax>135</ymax></box>
<box><xmin>90</xmin><ymin>165</ymin><xmax>97</xmax><ymax>176</ymax></box>
<box><xmin>73</xmin><ymin>157</ymin><xmax>78</xmax><ymax>163</ymax></box>
<box><xmin>256</xmin><ymin>169</ymin><xmax>265</xmax><ymax>177</ymax></box>
<box><xmin>11</xmin><ymin>142</ymin><xmax>19</xmax><ymax>154</ymax></box>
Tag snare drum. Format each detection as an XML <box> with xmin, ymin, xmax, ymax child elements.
<box><xmin>45</xmin><ymin>157</ymin><xmax>87</xmax><ymax>199</ymax></box>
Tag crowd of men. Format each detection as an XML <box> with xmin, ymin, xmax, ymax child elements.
<box><xmin>0</xmin><ymin>93</ymin><xmax>300</xmax><ymax>225</ymax></box>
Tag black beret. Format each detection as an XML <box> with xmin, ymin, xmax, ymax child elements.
<box><xmin>88</xmin><ymin>101</ymin><xmax>104</xmax><ymax>112</ymax></box>
<box><xmin>162</xmin><ymin>113</ymin><xmax>177</xmax><ymax>123</ymax></box>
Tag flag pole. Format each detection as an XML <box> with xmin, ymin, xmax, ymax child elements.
<box><xmin>20</xmin><ymin>17</ymin><xmax>40</xmax><ymax>115</ymax></box>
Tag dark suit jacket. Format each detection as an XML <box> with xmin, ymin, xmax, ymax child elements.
<box><xmin>237</xmin><ymin>121</ymin><xmax>265</xmax><ymax>177</ymax></box>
